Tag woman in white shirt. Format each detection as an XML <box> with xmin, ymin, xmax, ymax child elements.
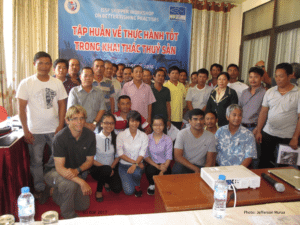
<box><xmin>117</xmin><ymin>110</ymin><xmax>148</xmax><ymax>197</ymax></box>
<box><xmin>90</xmin><ymin>113</ymin><xmax>122</xmax><ymax>202</ymax></box>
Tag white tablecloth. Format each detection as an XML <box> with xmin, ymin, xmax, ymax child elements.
<box><xmin>19</xmin><ymin>202</ymin><xmax>300</xmax><ymax>225</ymax></box>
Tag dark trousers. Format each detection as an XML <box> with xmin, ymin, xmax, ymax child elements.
<box><xmin>260</xmin><ymin>131</ymin><xmax>291</xmax><ymax>168</ymax></box>
<box><xmin>145</xmin><ymin>164</ymin><xmax>171</xmax><ymax>185</ymax></box>
<box><xmin>171</xmin><ymin>121</ymin><xmax>182</xmax><ymax>130</ymax></box>
<box><xmin>90</xmin><ymin>164</ymin><xmax>122</xmax><ymax>193</ymax></box>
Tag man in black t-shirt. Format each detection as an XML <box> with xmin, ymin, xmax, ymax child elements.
<box><xmin>44</xmin><ymin>105</ymin><xmax>96</xmax><ymax>219</ymax></box>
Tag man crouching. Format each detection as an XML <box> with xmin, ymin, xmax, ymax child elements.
<box><xmin>44</xmin><ymin>105</ymin><xmax>96</xmax><ymax>219</ymax></box>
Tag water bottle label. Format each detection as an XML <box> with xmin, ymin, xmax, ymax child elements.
<box><xmin>214</xmin><ymin>188</ymin><xmax>227</xmax><ymax>199</ymax></box>
<box><xmin>18</xmin><ymin>199</ymin><xmax>35</xmax><ymax>216</ymax></box>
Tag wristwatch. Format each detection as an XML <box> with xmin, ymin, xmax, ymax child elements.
<box><xmin>92</xmin><ymin>120</ymin><xmax>97</xmax><ymax>126</ymax></box>
<box><xmin>76</xmin><ymin>167</ymin><xmax>82</xmax><ymax>174</ymax></box>
<box><xmin>134</xmin><ymin>163</ymin><xmax>138</xmax><ymax>166</ymax></box>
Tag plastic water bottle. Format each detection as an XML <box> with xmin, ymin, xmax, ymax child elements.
<box><xmin>6</xmin><ymin>116</ymin><xmax>12</xmax><ymax>128</ymax></box>
<box><xmin>18</xmin><ymin>187</ymin><xmax>35</xmax><ymax>224</ymax></box>
<box><xmin>212</xmin><ymin>175</ymin><xmax>228</xmax><ymax>219</ymax></box>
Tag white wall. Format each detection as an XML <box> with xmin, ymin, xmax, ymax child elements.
<box><xmin>227</xmin><ymin>0</ymin><xmax>272</xmax><ymax>66</ymax></box>
<box><xmin>227</xmin><ymin>4</ymin><xmax>242</xmax><ymax>65</ymax></box>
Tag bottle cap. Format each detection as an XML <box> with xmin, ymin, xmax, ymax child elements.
<box><xmin>21</xmin><ymin>187</ymin><xmax>30</xmax><ymax>193</ymax></box>
<box><xmin>218</xmin><ymin>175</ymin><xmax>226</xmax><ymax>180</ymax></box>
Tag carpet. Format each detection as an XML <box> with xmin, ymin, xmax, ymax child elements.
<box><xmin>34</xmin><ymin>173</ymin><xmax>156</xmax><ymax>221</ymax></box>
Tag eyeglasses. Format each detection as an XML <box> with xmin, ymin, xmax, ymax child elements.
<box><xmin>69</xmin><ymin>117</ymin><xmax>86</xmax><ymax>122</ymax></box>
<box><xmin>102</xmin><ymin>122</ymin><xmax>115</xmax><ymax>125</ymax></box>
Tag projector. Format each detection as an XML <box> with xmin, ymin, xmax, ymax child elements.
<box><xmin>201</xmin><ymin>165</ymin><xmax>261</xmax><ymax>190</ymax></box>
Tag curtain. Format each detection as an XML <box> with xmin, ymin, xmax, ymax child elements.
<box><xmin>0</xmin><ymin>0</ymin><xmax>12</xmax><ymax>115</ymax></box>
<box><xmin>274</xmin><ymin>28</ymin><xmax>300</xmax><ymax>72</ymax></box>
<box><xmin>241</xmin><ymin>36</ymin><xmax>270</xmax><ymax>83</ymax></box>
<box><xmin>189</xmin><ymin>1</ymin><xmax>234</xmax><ymax>76</ymax></box>
<box><xmin>11</xmin><ymin>0</ymin><xmax>59</xmax><ymax>114</ymax></box>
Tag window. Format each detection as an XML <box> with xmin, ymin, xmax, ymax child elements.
<box><xmin>240</xmin><ymin>0</ymin><xmax>300</xmax><ymax>84</ymax></box>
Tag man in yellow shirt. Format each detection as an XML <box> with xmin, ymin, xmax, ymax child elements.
<box><xmin>164</xmin><ymin>66</ymin><xmax>187</xmax><ymax>130</ymax></box>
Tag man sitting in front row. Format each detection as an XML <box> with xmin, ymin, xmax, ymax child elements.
<box><xmin>172</xmin><ymin>109</ymin><xmax>216</xmax><ymax>174</ymax></box>
<box><xmin>215</xmin><ymin>104</ymin><xmax>257</xmax><ymax>167</ymax></box>
<box><xmin>44</xmin><ymin>105</ymin><xmax>96</xmax><ymax>219</ymax></box>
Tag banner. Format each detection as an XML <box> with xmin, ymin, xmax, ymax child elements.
<box><xmin>59</xmin><ymin>0</ymin><xmax>192</xmax><ymax>73</ymax></box>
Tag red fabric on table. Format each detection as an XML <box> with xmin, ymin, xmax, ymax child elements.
<box><xmin>0</xmin><ymin>137</ymin><xmax>32</xmax><ymax>218</ymax></box>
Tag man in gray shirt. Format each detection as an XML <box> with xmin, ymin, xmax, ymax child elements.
<box><xmin>172</xmin><ymin>109</ymin><xmax>216</xmax><ymax>174</ymax></box>
<box><xmin>239</xmin><ymin>67</ymin><xmax>266</xmax><ymax>169</ymax></box>
<box><xmin>67</xmin><ymin>67</ymin><xmax>106</xmax><ymax>131</ymax></box>
<box><xmin>254</xmin><ymin>63</ymin><xmax>300</xmax><ymax>168</ymax></box>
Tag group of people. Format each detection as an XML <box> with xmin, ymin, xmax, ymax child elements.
<box><xmin>16</xmin><ymin>51</ymin><xmax>300</xmax><ymax>219</ymax></box>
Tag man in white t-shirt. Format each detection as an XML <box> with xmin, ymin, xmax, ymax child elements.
<box><xmin>16</xmin><ymin>51</ymin><xmax>68</xmax><ymax>203</ymax></box>
<box><xmin>227</xmin><ymin>64</ymin><xmax>248</xmax><ymax>100</ymax></box>
<box><xmin>186</xmin><ymin>68</ymin><xmax>213</xmax><ymax>112</ymax></box>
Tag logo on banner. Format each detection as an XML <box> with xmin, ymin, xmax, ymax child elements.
<box><xmin>169</xmin><ymin>6</ymin><xmax>186</xmax><ymax>21</ymax></box>
<box><xmin>64</xmin><ymin>0</ymin><xmax>80</xmax><ymax>14</ymax></box>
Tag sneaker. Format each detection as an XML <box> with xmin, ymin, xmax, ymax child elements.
<box><xmin>135</xmin><ymin>186</ymin><xmax>142</xmax><ymax>197</ymax></box>
<box><xmin>147</xmin><ymin>185</ymin><xmax>155</xmax><ymax>195</ymax></box>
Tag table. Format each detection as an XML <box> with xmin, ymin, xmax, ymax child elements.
<box><xmin>14</xmin><ymin>202</ymin><xmax>300</xmax><ymax>224</ymax></box>
<box><xmin>154</xmin><ymin>168</ymin><xmax>300</xmax><ymax>212</ymax></box>
<box><xmin>0</xmin><ymin>130</ymin><xmax>32</xmax><ymax>218</ymax></box>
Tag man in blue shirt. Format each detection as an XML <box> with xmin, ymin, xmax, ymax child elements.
<box><xmin>215</xmin><ymin>104</ymin><xmax>257</xmax><ymax>167</ymax></box>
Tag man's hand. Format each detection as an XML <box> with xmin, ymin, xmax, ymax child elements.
<box><xmin>80</xmin><ymin>181</ymin><xmax>92</xmax><ymax>196</ymax></box>
<box><xmin>289</xmin><ymin>137</ymin><xmax>299</xmax><ymax>150</ymax></box>
<box><xmin>127</xmin><ymin>165</ymin><xmax>136</xmax><ymax>174</ymax></box>
<box><xmin>110</xmin><ymin>169</ymin><xmax>114</xmax><ymax>177</ymax></box>
<box><xmin>55</xmin><ymin>125</ymin><xmax>64</xmax><ymax>135</ymax></box>
<box><xmin>85</xmin><ymin>123</ymin><xmax>96</xmax><ymax>131</ymax></box>
<box><xmin>158</xmin><ymin>171</ymin><xmax>164</xmax><ymax>176</ymax></box>
<box><xmin>24</xmin><ymin>130</ymin><xmax>35</xmax><ymax>144</ymax></box>
<box><xmin>252</xmin><ymin>128</ymin><xmax>258</xmax><ymax>136</ymax></box>
<box><xmin>65</xmin><ymin>168</ymin><xmax>79</xmax><ymax>180</ymax></box>
<box><xmin>167</xmin><ymin>121</ymin><xmax>171</xmax><ymax>130</ymax></box>
<box><xmin>160</xmin><ymin>164</ymin><xmax>168</xmax><ymax>173</ymax></box>
<box><xmin>194</xmin><ymin>167</ymin><xmax>200</xmax><ymax>173</ymax></box>
<box><xmin>138</xmin><ymin>162</ymin><xmax>144</xmax><ymax>170</ymax></box>
<box><xmin>255</xmin><ymin>132</ymin><xmax>262</xmax><ymax>144</ymax></box>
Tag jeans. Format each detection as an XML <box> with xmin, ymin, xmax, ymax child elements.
<box><xmin>171</xmin><ymin>162</ymin><xmax>202</xmax><ymax>174</ymax></box>
<box><xmin>118</xmin><ymin>163</ymin><xmax>143</xmax><ymax>195</ymax></box>
<box><xmin>28</xmin><ymin>133</ymin><xmax>55</xmax><ymax>192</ymax></box>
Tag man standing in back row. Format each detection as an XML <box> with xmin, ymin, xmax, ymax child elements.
<box><xmin>68</xmin><ymin>67</ymin><xmax>106</xmax><ymax>131</ymax></box>
<box><xmin>16</xmin><ymin>51</ymin><xmax>68</xmax><ymax>203</ymax></box>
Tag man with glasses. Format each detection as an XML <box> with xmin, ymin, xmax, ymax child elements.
<box><xmin>67</xmin><ymin>67</ymin><xmax>106</xmax><ymax>131</ymax></box>
<box><xmin>172</xmin><ymin>109</ymin><xmax>216</xmax><ymax>174</ymax></box>
<box><xmin>44</xmin><ymin>105</ymin><xmax>96</xmax><ymax>219</ymax></box>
